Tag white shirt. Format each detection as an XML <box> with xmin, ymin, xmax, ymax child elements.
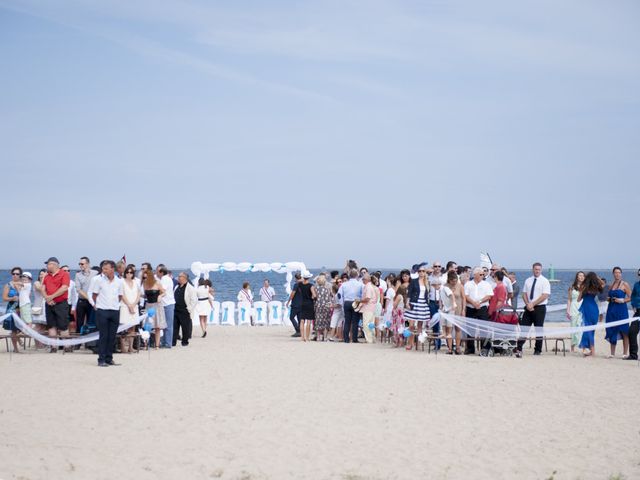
<box><xmin>379</xmin><ymin>278</ymin><xmax>388</xmax><ymax>292</ymax></box>
<box><xmin>68</xmin><ymin>279</ymin><xmax>78</xmax><ymax>310</ymax></box>
<box><xmin>522</xmin><ymin>275</ymin><xmax>551</xmax><ymax>305</ymax></box>
<box><xmin>237</xmin><ymin>289</ymin><xmax>253</xmax><ymax>304</ymax></box>
<box><xmin>259</xmin><ymin>286</ymin><xmax>275</xmax><ymax>302</ymax></box>
<box><xmin>384</xmin><ymin>287</ymin><xmax>395</xmax><ymax>315</ymax></box>
<box><xmin>160</xmin><ymin>276</ymin><xmax>175</xmax><ymax>306</ymax></box>
<box><xmin>441</xmin><ymin>285</ymin><xmax>454</xmax><ymax>313</ymax></box>
<box><xmin>87</xmin><ymin>274</ymin><xmax>101</xmax><ymax>307</ymax></box>
<box><xmin>464</xmin><ymin>280</ymin><xmax>494</xmax><ymax>307</ymax></box>
<box><xmin>91</xmin><ymin>275</ymin><xmax>123</xmax><ymax>310</ymax></box>
<box><xmin>19</xmin><ymin>282</ymin><xmax>32</xmax><ymax>307</ymax></box>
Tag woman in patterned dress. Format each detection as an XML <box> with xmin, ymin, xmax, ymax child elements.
<box><xmin>313</xmin><ymin>274</ymin><xmax>332</xmax><ymax>340</ymax></box>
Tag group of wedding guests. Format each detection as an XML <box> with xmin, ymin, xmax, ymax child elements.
<box><xmin>281</xmin><ymin>260</ymin><xmax>640</xmax><ymax>360</ymax></box>
<box><xmin>566</xmin><ymin>267</ymin><xmax>640</xmax><ymax>360</ymax></box>
<box><xmin>4</xmin><ymin>256</ymin><xmax>640</xmax><ymax>362</ymax></box>
<box><xmin>2</xmin><ymin>256</ymin><xmax>216</xmax><ymax>366</ymax></box>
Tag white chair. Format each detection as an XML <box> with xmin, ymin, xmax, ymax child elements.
<box><xmin>268</xmin><ymin>301</ymin><xmax>283</xmax><ymax>325</ymax></box>
<box><xmin>282</xmin><ymin>304</ymin><xmax>292</xmax><ymax>327</ymax></box>
<box><xmin>209</xmin><ymin>301</ymin><xmax>220</xmax><ymax>325</ymax></box>
<box><xmin>220</xmin><ymin>301</ymin><xmax>235</xmax><ymax>326</ymax></box>
<box><xmin>253</xmin><ymin>301</ymin><xmax>268</xmax><ymax>325</ymax></box>
<box><xmin>237</xmin><ymin>303</ymin><xmax>252</xmax><ymax>326</ymax></box>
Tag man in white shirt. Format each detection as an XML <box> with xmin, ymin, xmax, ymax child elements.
<box><xmin>464</xmin><ymin>267</ymin><xmax>494</xmax><ymax>355</ymax></box>
<box><xmin>75</xmin><ymin>257</ymin><xmax>98</xmax><ymax>334</ymax></box>
<box><xmin>157</xmin><ymin>265</ymin><xmax>175</xmax><ymax>349</ymax></box>
<box><xmin>91</xmin><ymin>260</ymin><xmax>123</xmax><ymax>367</ymax></box>
<box><xmin>515</xmin><ymin>262</ymin><xmax>551</xmax><ymax>357</ymax></box>
<box><xmin>259</xmin><ymin>279</ymin><xmax>275</xmax><ymax>302</ymax></box>
<box><xmin>428</xmin><ymin>262</ymin><xmax>446</xmax><ymax>349</ymax></box>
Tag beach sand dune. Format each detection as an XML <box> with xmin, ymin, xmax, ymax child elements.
<box><xmin>1</xmin><ymin>327</ymin><xmax>638</xmax><ymax>480</ymax></box>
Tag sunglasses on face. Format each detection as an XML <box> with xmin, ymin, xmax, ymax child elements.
<box><xmin>11</xmin><ymin>272</ymin><xmax>20</xmax><ymax>276</ymax></box>
<box><xmin>433</xmin><ymin>266</ymin><xmax>441</xmax><ymax>268</ymax></box>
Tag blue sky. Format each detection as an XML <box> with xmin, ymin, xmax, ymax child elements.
<box><xmin>1</xmin><ymin>0</ymin><xmax>639</xmax><ymax>269</ymax></box>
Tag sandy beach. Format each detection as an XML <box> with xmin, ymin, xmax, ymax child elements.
<box><xmin>1</xmin><ymin>326</ymin><xmax>639</xmax><ymax>480</ymax></box>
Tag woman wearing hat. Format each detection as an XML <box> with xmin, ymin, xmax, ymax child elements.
<box><xmin>295</xmin><ymin>271</ymin><xmax>317</xmax><ymax>342</ymax></box>
<box><xmin>17</xmin><ymin>272</ymin><xmax>33</xmax><ymax>324</ymax></box>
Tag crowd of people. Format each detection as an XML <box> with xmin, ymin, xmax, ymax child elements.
<box><xmin>2</xmin><ymin>257</ymin><xmax>213</xmax><ymax>366</ymax></box>
<box><xmin>3</xmin><ymin>257</ymin><xmax>640</xmax><ymax>365</ymax></box>
<box><xmin>282</xmin><ymin>260</ymin><xmax>640</xmax><ymax>360</ymax></box>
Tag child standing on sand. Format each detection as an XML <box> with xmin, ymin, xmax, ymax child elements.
<box><xmin>392</xmin><ymin>281</ymin><xmax>406</xmax><ymax>348</ymax></box>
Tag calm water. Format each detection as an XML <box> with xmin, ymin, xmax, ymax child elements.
<box><xmin>2</xmin><ymin>267</ymin><xmax>637</xmax><ymax>322</ymax></box>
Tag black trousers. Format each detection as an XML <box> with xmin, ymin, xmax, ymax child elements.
<box><xmin>96</xmin><ymin>309</ymin><xmax>119</xmax><ymax>364</ymax></box>
<box><xmin>76</xmin><ymin>298</ymin><xmax>93</xmax><ymax>332</ymax></box>
<box><xmin>343</xmin><ymin>301</ymin><xmax>361</xmax><ymax>343</ymax></box>
<box><xmin>517</xmin><ymin>305</ymin><xmax>546</xmax><ymax>353</ymax></box>
<box><xmin>465</xmin><ymin>306</ymin><xmax>489</xmax><ymax>353</ymax></box>
<box><xmin>289</xmin><ymin>306</ymin><xmax>301</xmax><ymax>333</ymax></box>
<box><xmin>628</xmin><ymin>309</ymin><xmax>640</xmax><ymax>360</ymax></box>
<box><xmin>173</xmin><ymin>309</ymin><xmax>192</xmax><ymax>346</ymax></box>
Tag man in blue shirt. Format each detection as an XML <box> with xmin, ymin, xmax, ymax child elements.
<box><xmin>627</xmin><ymin>269</ymin><xmax>640</xmax><ymax>360</ymax></box>
<box><xmin>337</xmin><ymin>268</ymin><xmax>363</xmax><ymax>343</ymax></box>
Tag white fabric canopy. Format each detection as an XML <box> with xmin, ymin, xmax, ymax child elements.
<box><xmin>191</xmin><ymin>261</ymin><xmax>308</xmax><ymax>294</ymax></box>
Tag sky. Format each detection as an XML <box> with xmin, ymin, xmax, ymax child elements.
<box><xmin>1</xmin><ymin>0</ymin><xmax>639</xmax><ymax>270</ymax></box>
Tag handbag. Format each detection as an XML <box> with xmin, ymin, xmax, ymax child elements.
<box><xmin>3</xmin><ymin>316</ymin><xmax>15</xmax><ymax>330</ymax></box>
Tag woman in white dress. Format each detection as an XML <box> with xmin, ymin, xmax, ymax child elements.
<box><xmin>196</xmin><ymin>278</ymin><xmax>214</xmax><ymax>337</ymax></box>
<box><xmin>566</xmin><ymin>271</ymin><xmax>584</xmax><ymax>353</ymax></box>
<box><xmin>119</xmin><ymin>265</ymin><xmax>141</xmax><ymax>353</ymax></box>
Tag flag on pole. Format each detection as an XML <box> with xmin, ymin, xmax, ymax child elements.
<box><xmin>120</xmin><ymin>254</ymin><xmax>127</xmax><ymax>265</ymax></box>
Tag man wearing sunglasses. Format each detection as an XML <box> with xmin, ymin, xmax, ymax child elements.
<box><xmin>628</xmin><ymin>269</ymin><xmax>640</xmax><ymax>361</ymax></box>
<box><xmin>75</xmin><ymin>257</ymin><xmax>98</xmax><ymax>335</ymax></box>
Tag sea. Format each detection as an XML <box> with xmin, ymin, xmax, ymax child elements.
<box><xmin>1</xmin><ymin>267</ymin><xmax>637</xmax><ymax>323</ymax></box>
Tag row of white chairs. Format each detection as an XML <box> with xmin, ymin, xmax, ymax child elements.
<box><xmin>196</xmin><ymin>301</ymin><xmax>293</xmax><ymax>326</ymax></box>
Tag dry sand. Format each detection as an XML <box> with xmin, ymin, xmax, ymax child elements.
<box><xmin>1</xmin><ymin>326</ymin><xmax>639</xmax><ymax>480</ymax></box>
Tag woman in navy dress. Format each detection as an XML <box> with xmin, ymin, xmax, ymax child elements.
<box><xmin>578</xmin><ymin>272</ymin><xmax>603</xmax><ymax>357</ymax></box>
<box><xmin>605</xmin><ymin>267</ymin><xmax>631</xmax><ymax>358</ymax></box>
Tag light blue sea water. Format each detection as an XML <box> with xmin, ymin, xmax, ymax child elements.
<box><xmin>1</xmin><ymin>267</ymin><xmax>637</xmax><ymax>322</ymax></box>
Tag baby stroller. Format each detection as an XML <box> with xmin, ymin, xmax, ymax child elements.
<box><xmin>485</xmin><ymin>307</ymin><xmax>519</xmax><ymax>357</ymax></box>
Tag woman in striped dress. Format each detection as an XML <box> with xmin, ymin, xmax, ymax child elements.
<box><xmin>404</xmin><ymin>266</ymin><xmax>430</xmax><ymax>350</ymax></box>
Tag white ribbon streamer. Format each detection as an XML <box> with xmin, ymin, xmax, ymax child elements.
<box><xmin>2</xmin><ymin>312</ymin><xmax>146</xmax><ymax>347</ymax></box>
<box><xmin>438</xmin><ymin>312</ymin><xmax>638</xmax><ymax>340</ymax></box>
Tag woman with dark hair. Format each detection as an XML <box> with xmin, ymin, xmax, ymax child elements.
<box><xmin>143</xmin><ymin>268</ymin><xmax>166</xmax><ymax>349</ymax></box>
<box><xmin>566</xmin><ymin>271</ymin><xmax>585</xmax><ymax>352</ymax></box>
<box><xmin>578</xmin><ymin>272</ymin><xmax>603</xmax><ymax>357</ymax></box>
<box><xmin>2</xmin><ymin>267</ymin><xmax>23</xmax><ymax>353</ymax></box>
<box><xmin>605</xmin><ymin>267</ymin><xmax>630</xmax><ymax>358</ymax></box>
<box><xmin>196</xmin><ymin>278</ymin><xmax>214</xmax><ymax>337</ymax></box>
<box><xmin>399</xmin><ymin>270</ymin><xmax>411</xmax><ymax>291</ymax></box>
<box><xmin>343</xmin><ymin>259</ymin><xmax>358</xmax><ymax>275</ymax></box>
